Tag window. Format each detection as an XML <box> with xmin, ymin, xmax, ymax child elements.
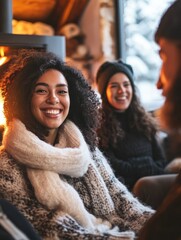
<box><xmin>124</xmin><ymin>0</ymin><xmax>174</xmax><ymax>111</ymax></box>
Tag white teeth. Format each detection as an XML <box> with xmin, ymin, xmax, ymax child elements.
<box><xmin>45</xmin><ymin>109</ymin><xmax>59</xmax><ymax>114</ymax></box>
<box><xmin>117</xmin><ymin>97</ymin><xmax>126</xmax><ymax>100</ymax></box>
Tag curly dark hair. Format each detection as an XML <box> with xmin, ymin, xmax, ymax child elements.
<box><xmin>0</xmin><ymin>49</ymin><xmax>100</xmax><ymax>151</ymax></box>
<box><xmin>97</xmin><ymin>84</ymin><xmax>158</xmax><ymax>149</ymax></box>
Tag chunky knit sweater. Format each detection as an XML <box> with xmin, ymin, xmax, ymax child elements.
<box><xmin>0</xmin><ymin>119</ymin><xmax>154</xmax><ymax>240</ymax></box>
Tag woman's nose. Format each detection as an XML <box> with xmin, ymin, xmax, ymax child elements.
<box><xmin>156</xmin><ymin>77</ymin><xmax>163</xmax><ymax>89</ymax></box>
<box><xmin>46</xmin><ymin>93</ymin><xmax>59</xmax><ymax>104</ymax></box>
<box><xmin>117</xmin><ymin>86</ymin><xmax>124</xmax><ymax>93</ymax></box>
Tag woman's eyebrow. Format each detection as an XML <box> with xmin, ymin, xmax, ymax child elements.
<box><xmin>109</xmin><ymin>82</ymin><xmax>119</xmax><ymax>85</ymax></box>
<box><xmin>35</xmin><ymin>82</ymin><xmax>48</xmax><ymax>87</ymax></box>
<box><xmin>35</xmin><ymin>82</ymin><xmax>68</xmax><ymax>87</ymax></box>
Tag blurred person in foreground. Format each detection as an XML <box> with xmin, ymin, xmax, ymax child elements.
<box><xmin>138</xmin><ymin>0</ymin><xmax>181</xmax><ymax>239</ymax></box>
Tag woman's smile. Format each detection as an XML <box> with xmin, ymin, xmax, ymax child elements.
<box><xmin>41</xmin><ymin>108</ymin><xmax>62</xmax><ymax>117</ymax></box>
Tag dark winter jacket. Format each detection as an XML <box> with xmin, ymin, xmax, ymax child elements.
<box><xmin>101</xmin><ymin>113</ymin><xmax>167</xmax><ymax>190</ymax></box>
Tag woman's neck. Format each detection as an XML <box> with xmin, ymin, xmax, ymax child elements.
<box><xmin>45</xmin><ymin>129</ymin><xmax>59</xmax><ymax>145</ymax></box>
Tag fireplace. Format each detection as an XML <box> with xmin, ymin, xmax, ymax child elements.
<box><xmin>0</xmin><ymin>0</ymin><xmax>66</xmax><ymax>140</ymax></box>
<box><xmin>0</xmin><ymin>33</ymin><xmax>65</xmax><ymax>62</ymax></box>
<box><xmin>0</xmin><ymin>0</ymin><xmax>65</xmax><ymax>66</ymax></box>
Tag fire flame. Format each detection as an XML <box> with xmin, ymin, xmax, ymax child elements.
<box><xmin>0</xmin><ymin>48</ymin><xmax>7</xmax><ymax>126</ymax></box>
<box><xmin>0</xmin><ymin>92</ymin><xmax>5</xmax><ymax>126</ymax></box>
<box><xmin>0</xmin><ymin>47</ymin><xmax>9</xmax><ymax>66</ymax></box>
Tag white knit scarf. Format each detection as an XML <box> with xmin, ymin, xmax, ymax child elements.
<box><xmin>3</xmin><ymin>119</ymin><xmax>124</xmax><ymax>234</ymax></box>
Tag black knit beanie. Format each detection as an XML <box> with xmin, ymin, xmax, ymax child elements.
<box><xmin>96</xmin><ymin>59</ymin><xmax>134</xmax><ymax>97</ymax></box>
<box><xmin>155</xmin><ymin>0</ymin><xmax>181</xmax><ymax>42</ymax></box>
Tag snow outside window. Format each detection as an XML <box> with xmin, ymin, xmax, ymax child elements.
<box><xmin>124</xmin><ymin>0</ymin><xmax>174</xmax><ymax>111</ymax></box>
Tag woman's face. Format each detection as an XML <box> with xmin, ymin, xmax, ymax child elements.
<box><xmin>31</xmin><ymin>69</ymin><xmax>70</xmax><ymax>130</ymax></box>
<box><xmin>106</xmin><ymin>72</ymin><xmax>133</xmax><ymax>111</ymax></box>
<box><xmin>157</xmin><ymin>38</ymin><xmax>181</xmax><ymax>97</ymax></box>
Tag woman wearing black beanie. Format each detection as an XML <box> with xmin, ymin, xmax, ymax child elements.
<box><xmin>96</xmin><ymin>59</ymin><xmax>168</xmax><ymax>204</ymax></box>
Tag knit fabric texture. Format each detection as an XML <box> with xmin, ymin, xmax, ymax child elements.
<box><xmin>0</xmin><ymin>119</ymin><xmax>154</xmax><ymax>239</ymax></box>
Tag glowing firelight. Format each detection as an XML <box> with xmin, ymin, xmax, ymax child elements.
<box><xmin>0</xmin><ymin>47</ymin><xmax>7</xmax><ymax>126</ymax></box>
<box><xmin>0</xmin><ymin>92</ymin><xmax>6</xmax><ymax>126</ymax></box>
<box><xmin>0</xmin><ymin>47</ymin><xmax>9</xmax><ymax>66</ymax></box>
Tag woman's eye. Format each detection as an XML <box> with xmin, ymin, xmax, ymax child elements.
<box><xmin>159</xmin><ymin>49</ymin><xmax>166</xmax><ymax>61</ymax></box>
<box><xmin>110</xmin><ymin>85</ymin><xmax>117</xmax><ymax>89</ymax></box>
<box><xmin>124</xmin><ymin>83</ymin><xmax>130</xmax><ymax>87</ymax></box>
<box><xmin>34</xmin><ymin>88</ymin><xmax>47</xmax><ymax>94</ymax></box>
<box><xmin>58</xmin><ymin>90</ymin><xmax>68</xmax><ymax>95</ymax></box>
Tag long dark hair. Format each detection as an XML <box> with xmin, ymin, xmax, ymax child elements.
<box><xmin>1</xmin><ymin>49</ymin><xmax>101</xmax><ymax>151</ymax></box>
<box><xmin>154</xmin><ymin>0</ymin><xmax>181</xmax><ymax>131</ymax></box>
<box><xmin>160</xmin><ymin>70</ymin><xmax>181</xmax><ymax>130</ymax></box>
<box><xmin>97</xmin><ymin>84</ymin><xmax>157</xmax><ymax>149</ymax></box>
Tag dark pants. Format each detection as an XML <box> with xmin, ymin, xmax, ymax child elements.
<box><xmin>132</xmin><ymin>174</ymin><xmax>177</xmax><ymax>209</ymax></box>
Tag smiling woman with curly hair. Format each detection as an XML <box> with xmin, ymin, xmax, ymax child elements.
<box><xmin>0</xmin><ymin>49</ymin><xmax>154</xmax><ymax>240</ymax></box>
<box><xmin>1</xmin><ymin>49</ymin><xmax>100</xmax><ymax>151</ymax></box>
